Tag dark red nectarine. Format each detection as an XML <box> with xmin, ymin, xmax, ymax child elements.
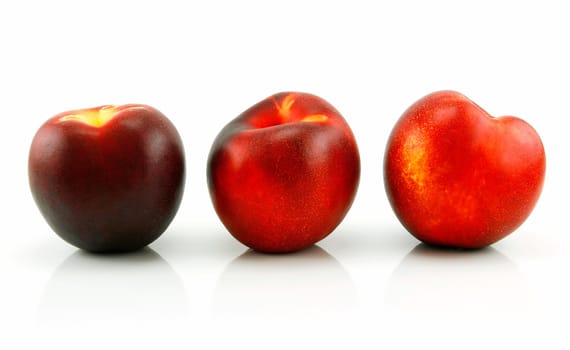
<box><xmin>29</xmin><ymin>104</ymin><xmax>185</xmax><ymax>252</ymax></box>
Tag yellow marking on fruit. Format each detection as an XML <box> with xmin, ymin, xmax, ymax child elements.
<box><xmin>402</xmin><ymin>131</ymin><xmax>428</xmax><ymax>188</ymax></box>
<box><xmin>59</xmin><ymin>105</ymin><xmax>117</xmax><ymax>127</ymax></box>
<box><xmin>301</xmin><ymin>114</ymin><xmax>328</xmax><ymax>122</ymax></box>
<box><xmin>275</xmin><ymin>94</ymin><xmax>296</xmax><ymax>118</ymax></box>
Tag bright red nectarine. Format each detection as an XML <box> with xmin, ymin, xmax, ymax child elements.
<box><xmin>208</xmin><ymin>92</ymin><xmax>360</xmax><ymax>253</ymax></box>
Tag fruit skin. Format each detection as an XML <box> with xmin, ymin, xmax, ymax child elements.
<box><xmin>207</xmin><ymin>92</ymin><xmax>360</xmax><ymax>253</ymax></box>
<box><xmin>384</xmin><ymin>90</ymin><xmax>546</xmax><ymax>248</ymax></box>
<box><xmin>29</xmin><ymin>104</ymin><xmax>185</xmax><ymax>253</ymax></box>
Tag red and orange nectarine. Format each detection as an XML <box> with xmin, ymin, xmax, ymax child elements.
<box><xmin>384</xmin><ymin>91</ymin><xmax>545</xmax><ymax>248</ymax></box>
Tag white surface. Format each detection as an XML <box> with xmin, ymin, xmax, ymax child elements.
<box><xmin>1</xmin><ymin>1</ymin><xmax>569</xmax><ymax>349</ymax></box>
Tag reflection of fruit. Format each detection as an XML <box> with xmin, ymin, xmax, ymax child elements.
<box><xmin>208</xmin><ymin>92</ymin><xmax>360</xmax><ymax>253</ymax></box>
<box><xmin>213</xmin><ymin>246</ymin><xmax>356</xmax><ymax>318</ymax></box>
<box><xmin>38</xmin><ymin>248</ymin><xmax>188</xmax><ymax>321</ymax></box>
<box><xmin>29</xmin><ymin>104</ymin><xmax>185</xmax><ymax>252</ymax></box>
<box><xmin>386</xmin><ymin>244</ymin><xmax>531</xmax><ymax>316</ymax></box>
<box><xmin>384</xmin><ymin>91</ymin><xmax>545</xmax><ymax>248</ymax></box>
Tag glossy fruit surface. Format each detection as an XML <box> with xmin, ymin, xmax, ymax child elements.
<box><xmin>384</xmin><ymin>91</ymin><xmax>545</xmax><ymax>248</ymax></box>
<box><xmin>208</xmin><ymin>92</ymin><xmax>360</xmax><ymax>253</ymax></box>
<box><xmin>29</xmin><ymin>104</ymin><xmax>185</xmax><ymax>252</ymax></box>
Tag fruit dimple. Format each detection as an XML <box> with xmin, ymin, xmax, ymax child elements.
<box><xmin>274</xmin><ymin>94</ymin><xmax>296</xmax><ymax>118</ymax></box>
<box><xmin>58</xmin><ymin>105</ymin><xmax>118</xmax><ymax>127</ymax></box>
<box><xmin>269</xmin><ymin>94</ymin><xmax>329</xmax><ymax>124</ymax></box>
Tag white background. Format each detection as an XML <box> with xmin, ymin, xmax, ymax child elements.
<box><xmin>1</xmin><ymin>0</ymin><xmax>569</xmax><ymax>349</ymax></box>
